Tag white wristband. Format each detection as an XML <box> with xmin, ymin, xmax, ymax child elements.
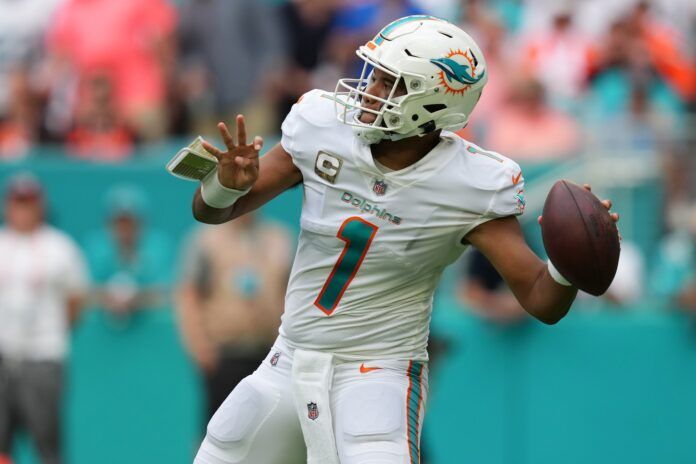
<box><xmin>200</xmin><ymin>169</ymin><xmax>250</xmax><ymax>209</ymax></box>
<box><xmin>547</xmin><ymin>260</ymin><xmax>572</xmax><ymax>286</ymax></box>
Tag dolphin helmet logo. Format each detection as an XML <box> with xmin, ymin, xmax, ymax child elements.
<box><xmin>430</xmin><ymin>48</ymin><xmax>485</xmax><ymax>95</ymax></box>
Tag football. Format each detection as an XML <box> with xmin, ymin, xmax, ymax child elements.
<box><xmin>541</xmin><ymin>180</ymin><xmax>621</xmax><ymax>296</ymax></box>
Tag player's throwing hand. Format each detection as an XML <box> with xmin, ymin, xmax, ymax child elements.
<box><xmin>201</xmin><ymin>115</ymin><xmax>264</xmax><ymax>191</ymax></box>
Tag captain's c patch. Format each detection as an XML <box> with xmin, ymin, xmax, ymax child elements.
<box><xmin>315</xmin><ymin>151</ymin><xmax>343</xmax><ymax>184</ymax></box>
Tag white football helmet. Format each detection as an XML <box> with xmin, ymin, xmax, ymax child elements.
<box><xmin>331</xmin><ymin>15</ymin><xmax>488</xmax><ymax>144</ymax></box>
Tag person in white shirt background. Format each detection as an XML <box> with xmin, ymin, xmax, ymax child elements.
<box><xmin>0</xmin><ymin>173</ymin><xmax>89</xmax><ymax>464</ymax></box>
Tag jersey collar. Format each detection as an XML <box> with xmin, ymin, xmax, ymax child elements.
<box><xmin>352</xmin><ymin>131</ymin><xmax>459</xmax><ymax>188</ymax></box>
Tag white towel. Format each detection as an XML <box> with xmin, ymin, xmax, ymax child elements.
<box><xmin>291</xmin><ymin>349</ymin><xmax>340</xmax><ymax>464</ymax></box>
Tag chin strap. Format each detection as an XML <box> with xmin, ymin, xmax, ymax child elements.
<box><xmin>354</xmin><ymin>127</ymin><xmax>387</xmax><ymax>144</ymax></box>
<box><xmin>354</xmin><ymin>125</ymin><xmax>430</xmax><ymax>144</ymax></box>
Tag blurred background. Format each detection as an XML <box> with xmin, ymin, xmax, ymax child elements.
<box><xmin>0</xmin><ymin>0</ymin><xmax>694</xmax><ymax>463</ymax></box>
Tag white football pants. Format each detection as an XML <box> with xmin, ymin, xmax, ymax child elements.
<box><xmin>194</xmin><ymin>337</ymin><xmax>428</xmax><ymax>464</ymax></box>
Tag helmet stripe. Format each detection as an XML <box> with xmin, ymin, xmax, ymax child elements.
<box><xmin>374</xmin><ymin>15</ymin><xmax>439</xmax><ymax>45</ymax></box>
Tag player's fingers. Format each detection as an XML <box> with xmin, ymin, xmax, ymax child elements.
<box><xmin>237</xmin><ymin>115</ymin><xmax>247</xmax><ymax>146</ymax></box>
<box><xmin>602</xmin><ymin>199</ymin><xmax>612</xmax><ymax>210</ymax></box>
<box><xmin>253</xmin><ymin>135</ymin><xmax>264</xmax><ymax>152</ymax></box>
<box><xmin>202</xmin><ymin>141</ymin><xmax>223</xmax><ymax>160</ymax></box>
<box><xmin>611</xmin><ymin>212</ymin><xmax>620</xmax><ymax>222</ymax></box>
<box><xmin>218</xmin><ymin>122</ymin><xmax>236</xmax><ymax>150</ymax></box>
<box><xmin>583</xmin><ymin>183</ymin><xmax>592</xmax><ymax>192</ymax></box>
<box><xmin>236</xmin><ymin>136</ymin><xmax>263</xmax><ymax>160</ymax></box>
<box><xmin>537</xmin><ymin>215</ymin><xmax>543</xmax><ymax>225</ymax></box>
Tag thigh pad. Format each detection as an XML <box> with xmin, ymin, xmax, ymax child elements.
<box><xmin>338</xmin><ymin>381</ymin><xmax>407</xmax><ymax>462</ymax></box>
<box><xmin>205</xmin><ymin>376</ymin><xmax>280</xmax><ymax>460</ymax></box>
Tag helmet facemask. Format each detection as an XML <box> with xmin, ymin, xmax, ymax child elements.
<box><xmin>334</xmin><ymin>51</ymin><xmax>429</xmax><ymax>144</ymax></box>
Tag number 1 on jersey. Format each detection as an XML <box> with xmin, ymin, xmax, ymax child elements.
<box><xmin>315</xmin><ymin>217</ymin><xmax>378</xmax><ymax>315</ymax></box>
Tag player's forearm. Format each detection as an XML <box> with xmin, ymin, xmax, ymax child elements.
<box><xmin>192</xmin><ymin>183</ymin><xmax>288</xmax><ymax>224</ymax></box>
<box><xmin>192</xmin><ymin>144</ymin><xmax>302</xmax><ymax>224</ymax></box>
<box><xmin>520</xmin><ymin>263</ymin><xmax>577</xmax><ymax>324</ymax></box>
<box><xmin>467</xmin><ymin>217</ymin><xmax>578</xmax><ymax>325</ymax></box>
<box><xmin>192</xmin><ymin>187</ymin><xmax>236</xmax><ymax>224</ymax></box>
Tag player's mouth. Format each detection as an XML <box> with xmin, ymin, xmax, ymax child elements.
<box><xmin>358</xmin><ymin>111</ymin><xmax>378</xmax><ymax>124</ymax></box>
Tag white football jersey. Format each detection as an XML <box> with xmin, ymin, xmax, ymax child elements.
<box><xmin>278</xmin><ymin>90</ymin><xmax>525</xmax><ymax>362</ymax></box>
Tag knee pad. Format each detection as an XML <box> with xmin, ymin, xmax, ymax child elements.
<box><xmin>338</xmin><ymin>382</ymin><xmax>407</xmax><ymax>462</ymax></box>
<box><xmin>203</xmin><ymin>377</ymin><xmax>280</xmax><ymax>462</ymax></box>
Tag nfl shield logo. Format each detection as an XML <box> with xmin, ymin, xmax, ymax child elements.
<box><xmin>307</xmin><ymin>402</ymin><xmax>319</xmax><ymax>420</ymax></box>
<box><xmin>270</xmin><ymin>352</ymin><xmax>280</xmax><ymax>366</ymax></box>
<box><xmin>373</xmin><ymin>179</ymin><xmax>388</xmax><ymax>196</ymax></box>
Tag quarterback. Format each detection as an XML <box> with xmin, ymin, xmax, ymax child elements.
<box><xmin>187</xmin><ymin>15</ymin><xmax>617</xmax><ymax>464</ymax></box>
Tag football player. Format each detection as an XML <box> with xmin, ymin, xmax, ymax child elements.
<box><xmin>188</xmin><ymin>15</ymin><xmax>617</xmax><ymax>464</ymax></box>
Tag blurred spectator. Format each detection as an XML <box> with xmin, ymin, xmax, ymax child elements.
<box><xmin>651</xmin><ymin>204</ymin><xmax>696</xmax><ymax>313</ymax></box>
<box><xmin>458</xmin><ymin>249</ymin><xmax>527</xmax><ymax>324</ymax></box>
<box><xmin>584</xmin><ymin>8</ymin><xmax>691</xmax><ymax>219</ymax></box>
<box><xmin>484</xmin><ymin>77</ymin><xmax>581</xmax><ymax>161</ymax></box>
<box><xmin>0</xmin><ymin>453</ymin><xmax>10</xmax><ymax>464</ymax></box>
<box><xmin>271</xmin><ymin>0</ymin><xmax>341</xmax><ymax>124</ymax></box>
<box><xmin>84</xmin><ymin>185</ymin><xmax>172</xmax><ymax>327</ymax></box>
<box><xmin>519</xmin><ymin>4</ymin><xmax>596</xmax><ymax>108</ymax></box>
<box><xmin>45</xmin><ymin>0</ymin><xmax>177</xmax><ymax>141</ymax></box>
<box><xmin>625</xmin><ymin>1</ymin><xmax>696</xmax><ymax>105</ymax></box>
<box><xmin>0</xmin><ymin>173</ymin><xmax>89</xmax><ymax>464</ymax></box>
<box><xmin>0</xmin><ymin>71</ymin><xmax>37</xmax><ymax>159</ymax></box>
<box><xmin>66</xmin><ymin>74</ymin><xmax>134</xmax><ymax>161</ymax></box>
<box><xmin>588</xmin><ymin>13</ymin><xmax>686</xmax><ymax>121</ymax></box>
<box><xmin>592</xmin><ymin>80</ymin><xmax>673</xmax><ymax>157</ymax></box>
<box><xmin>177</xmin><ymin>0</ymin><xmax>283</xmax><ymax>136</ymax></box>
<box><xmin>176</xmin><ymin>214</ymin><xmax>292</xmax><ymax>421</ymax></box>
<box><xmin>0</xmin><ymin>0</ymin><xmax>61</xmax><ymax>119</ymax></box>
<box><xmin>0</xmin><ymin>0</ymin><xmax>61</xmax><ymax>157</ymax></box>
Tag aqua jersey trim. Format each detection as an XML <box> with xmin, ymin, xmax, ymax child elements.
<box><xmin>406</xmin><ymin>361</ymin><xmax>424</xmax><ymax>464</ymax></box>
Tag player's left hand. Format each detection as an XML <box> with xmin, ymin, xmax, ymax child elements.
<box><xmin>537</xmin><ymin>184</ymin><xmax>621</xmax><ymax>240</ymax></box>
